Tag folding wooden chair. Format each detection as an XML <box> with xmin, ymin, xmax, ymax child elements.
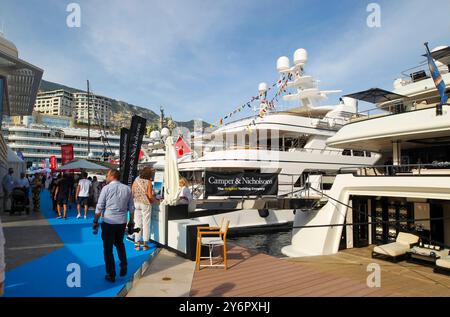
<box><xmin>196</xmin><ymin>219</ymin><xmax>230</xmax><ymax>270</ymax></box>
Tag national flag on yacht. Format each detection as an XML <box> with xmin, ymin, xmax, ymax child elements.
<box><xmin>175</xmin><ymin>136</ymin><xmax>191</xmax><ymax>158</ymax></box>
<box><xmin>425</xmin><ymin>42</ymin><xmax>448</xmax><ymax>106</ymax></box>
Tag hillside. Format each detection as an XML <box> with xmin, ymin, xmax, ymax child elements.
<box><xmin>38</xmin><ymin>80</ymin><xmax>207</xmax><ymax>130</ymax></box>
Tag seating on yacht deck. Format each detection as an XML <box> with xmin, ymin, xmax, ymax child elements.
<box><xmin>435</xmin><ymin>256</ymin><xmax>450</xmax><ymax>275</ymax></box>
<box><xmin>372</xmin><ymin>232</ymin><xmax>420</xmax><ymax>262</ymax></box>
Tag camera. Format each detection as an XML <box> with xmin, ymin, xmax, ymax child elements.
<box><xmin>127</xmin><ymin>221</ymin><xmax>141</xmax><ymax>235</ymax></box>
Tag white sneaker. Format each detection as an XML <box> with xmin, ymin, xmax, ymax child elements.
<box><xmin>84</xmin><ymin>215</ymin><xmax>87</xmax><ymax>219</ymax></box>
<box><xmin>77</xmin><ymin>214</ymin><xmax>81</xmax><ymax>219</ymax></box>
<box><xmin>57</xmin><ymin>215</ymin><xmax>62</xmax><ymax>219</ymax></box>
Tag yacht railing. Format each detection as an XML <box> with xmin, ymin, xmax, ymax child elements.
<box><xmin>197</xmin><ymin>145</ymin><xmax>356</xmax><ymax>156</ymax></box>
<box><xmin>350</xmin><ymin>93</ymin><xmax>448</xmax><ymax>123</ymax></box>
<box><xmin>339</xmin><ymin>163</ymin><xmax>450</xmax><ymax>176</ymax></box>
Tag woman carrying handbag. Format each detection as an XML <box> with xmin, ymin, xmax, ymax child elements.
<box><xmin>131</xmin><ymin>167</ymin><xmax>157</xmax><ymax>251</ymax></box>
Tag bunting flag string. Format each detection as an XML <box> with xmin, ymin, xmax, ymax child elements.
<box><xmin>211</xmin><ymin>74</ymin><xmax>289</xmax><ymax>130</ymax></box>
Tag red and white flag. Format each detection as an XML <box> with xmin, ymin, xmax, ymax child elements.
<box><xmin>175</xmin><ymin>136</ymin><xmax>191</xmax><ymax>158</ymax></box>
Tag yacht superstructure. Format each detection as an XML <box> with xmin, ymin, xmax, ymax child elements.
<box><xmin>282</xmin><ymin>44</ymin><xmax>450</xmax><ymax>257</ymax></box>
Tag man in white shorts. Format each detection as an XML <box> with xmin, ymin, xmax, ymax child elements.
<box><xmin>76</xmin><ymin>172</ymin><xmax>92</xmax><ymax>219</ymax></box>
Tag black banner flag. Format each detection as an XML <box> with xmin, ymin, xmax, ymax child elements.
<box><xmin>119</xmin><ymin>127</ymin><xmax>129</xmax><ymax>183</ymax></box>
<box><xmin>122</xmin><ymin>115</ymin><xmax>147</xmax><ymax>186</ymax></box>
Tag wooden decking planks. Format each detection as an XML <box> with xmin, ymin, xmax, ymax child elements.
<box><xmin>190</xmin><ymin>244</ymin><xmax>450</xmax><ymax>297</ymax></box>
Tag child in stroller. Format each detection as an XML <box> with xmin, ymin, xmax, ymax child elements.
<box><xmin>11</xmin><ymin>187</ymin><xmax>30</xmax><ymax>215</ymax></box>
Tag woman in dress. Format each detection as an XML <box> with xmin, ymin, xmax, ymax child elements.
<box><xmin>131</xmin><ymin>167</ymin><xmax>156</xmax><ymax>251</ymax></box>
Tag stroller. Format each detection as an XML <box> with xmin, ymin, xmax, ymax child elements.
<box><xmin>11</xmin><ymin>187</ymin><xmax>30</xmax><ymax>215</ymax></box>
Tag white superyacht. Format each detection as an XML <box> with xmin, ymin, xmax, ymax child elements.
<box><xmin>176</xmin><ymin>48</ymin><xmax>379</xmax><ymax>232</ymax></box>
<box><xmin>283</xmin><ymin>44</ymin><xmax>450</xmax><ymax>257</ymax></box>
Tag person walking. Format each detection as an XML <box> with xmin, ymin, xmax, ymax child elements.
<box><xmin>93</xmin><ymin>169</ymin><xmax>135</xmax><ymax>283</ymax></box>
<box><xmin>50</xmin><ymin>174</ymin><xmax>62</xmax><ymax>213</ymax></box>
<box><xmin>31</xmin><ymin>175</ymin><xmax>42</xmax><ymax>213</ymax></box>
<box><xmin>54</xmin><ymin>173</ymin><xmax>70</xmax><ymax>219</ymax></box>
<box><xmin>2</xmin><ymin>168</ymin><xmax>14</xmax><ymax>213</ymax></box>
<box><xmin>132</xmin><ymin>167</ymin><xmax>156</xmax><ymax>251</ymax></box>
<box><xmin>92</xmin><ymin>176</ymin><xmax>100</xmax><ymax>206</ymax></box>
<box><xmin>76</xmin><ymin>172</ymin><xmax>92</xmax><ymax>219</ymax></box>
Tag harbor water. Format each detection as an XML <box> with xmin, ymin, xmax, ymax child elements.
<box><xmin>228</xmin><ymin>230</ymin><xmax>292</xmax><ymax>258</ymax></box>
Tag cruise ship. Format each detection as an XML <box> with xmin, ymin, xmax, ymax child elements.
<box><xmin>282</xmin><ymin>44</ymin><xmax>450</xmax><ymax>257</ymax></box>
<box><xmin>2</xmin><ymin>121</ymin><xmax>151</xmax><ymax>167</ymax></box>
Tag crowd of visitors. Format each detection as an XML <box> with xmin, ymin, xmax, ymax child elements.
<box><xmin>1</xmin><ymin>166</ymin><xmax>193</xmax><ymax>287</ymax></box>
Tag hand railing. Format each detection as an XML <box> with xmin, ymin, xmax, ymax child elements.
<box><xmin>339</xmin><ymin>162</ymin><xmax>450</xmax><ymax>176</ymax></box>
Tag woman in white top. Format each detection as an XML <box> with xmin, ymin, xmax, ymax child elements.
<box><xmin>131</xmin><ymin>167</ymin><xmax>156</xmax><ymax>251</ymax></box>
<box><xmin>177</xmin><ymin>177</ymin><xmax>192</xmax><ymax>205</ymax></box>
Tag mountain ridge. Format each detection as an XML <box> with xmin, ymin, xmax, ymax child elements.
<box><xmin>38</xmin><ymin>80</ymin><xmax>206</xmax><ymax>130</ymax></box>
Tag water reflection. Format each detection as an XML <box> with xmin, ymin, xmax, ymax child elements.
<box><xmin>228</xmin><ymin>230</ymin><xmax>292</xmax><ymax>258</ymax></box>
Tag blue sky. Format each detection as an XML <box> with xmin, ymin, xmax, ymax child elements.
<box><xmin>1</xmin><ymin>0</ymin><xmax>449</xmax><ymax>123</ymax></box>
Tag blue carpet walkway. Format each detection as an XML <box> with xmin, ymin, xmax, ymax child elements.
<box><xmin>4</xmin><ymin>190</ymin><xmax>157</xmax><ymax>297</ymax></box>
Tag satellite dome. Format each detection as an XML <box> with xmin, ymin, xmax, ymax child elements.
<box><xmin>293</xmin><ymin>48</ymin><xmax>308</xmax><ymax>66</ymax></box>
<box><xmin>276</xmin><ymin>56</ymin><xmax>290</xmax><ymax>72</ymax></box>
<box><xmin>393</xmin><ymin>78</ymin><xmax>404</xmax><ymax>89</ymax></box>
<box><xmin>114</xmin><ymin>149</ymin><xmax>120</xmax><ymax>157</ymax></box>
<box><xmin>150</xmin><ymin>130</ymin><xmax>161</xmax><ymax>140</ymax></box>
<box><xmin>258</xmin><ymin>82</ymin><xmax>268</xmax><ymax>93</ymax></box>
<box><xmin>160</xmin><ymin>127</ymin><xmax>170</xmax><ymax>137</ymax></box>
<box><xmin>88</xmin><ymin>152</ymin><xmax>95</xmax><ymax>158</ymax></box>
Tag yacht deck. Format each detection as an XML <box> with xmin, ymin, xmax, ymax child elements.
<box><xmin>188</xmin><ymin>244</ymin><xmax>450</xmax><ymax>297</ymax></box>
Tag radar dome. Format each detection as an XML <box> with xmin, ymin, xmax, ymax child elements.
<box><xmin>150</xmin><ymin>130</ymin><xmax>161</xmax><ymax>140</ymax></box>
<box><xmin>114</xmin><ymin>149</ymin><xmax>120</xmax><ymax>157</ymax></box>
<box><xmin>88</xmin><ymin>152</ymin><xmax>95</xmax><ymax>158</ymax></box>
<box><xmin>258</xmin><ymin>82</ymin><xmax>268</xmax><ymax>93</ymax></box>
<box><xmin>160</xmin><ymin>128</ymin><xmax>170</xmax><ymax>137</ymax></box>
<box><xmin>393</xmin><ymin>78</ymin><xmax>404</xmax><ymax>89</ymax></box>
<box><xmin>293</xmin><ymin>48</ymin><xmax>308</xmax><ymax>66</ymax></box>
<box><xmin>276</xmin><ymin>56</ymin><xmax>290</xmax><ymax>72</ymax></box>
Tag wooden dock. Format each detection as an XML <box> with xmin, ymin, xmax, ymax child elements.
<box><xmin>190</xmin><ymin>244</ymin><xmax>450</xmax><ymax>297</ymax></box>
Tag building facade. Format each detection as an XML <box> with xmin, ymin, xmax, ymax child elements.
<box><xmin>73</xmin><ymin>92</ymin><xmax>112</xmax><ymax>127</ymax></box>
<box><xmin>34</xmin><ymin>89</ymin><xmax>74</xmax><ymax>117</ymax></box>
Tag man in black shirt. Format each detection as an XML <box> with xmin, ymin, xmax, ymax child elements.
<box><xmin>54</xmin><ymin>173</ymin><xmax>71</xmax><ymax>219</ymax></box>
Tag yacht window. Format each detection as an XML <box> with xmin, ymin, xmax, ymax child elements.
<box><xmin>353</xmin><ymin>150</ymin><xmax>365</xmax><ymax>157</ymax></box>
<box><xmin>391</xmin><ymin>102</ymin><xmax>405</xmax><ymax>114</ymax></box>
<box><xmin>365</xmin><ymin>151</ymin><xmax>372</xmax><ymax>157</ymax></box>
<box><xmin>410</xmin><ymin>70</ymin><xmax>429</xmax><ymax>82</ymax></box>
<box><xmin>342</xmin><ymin>149</ymin><xmax>351</xmax><ymax>156</ymax></box>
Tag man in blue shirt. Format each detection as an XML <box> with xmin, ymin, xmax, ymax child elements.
<box><xmin>93</xmin><ymin>169</ymin><xmax>135</xmax><ymax>283</ymax></box>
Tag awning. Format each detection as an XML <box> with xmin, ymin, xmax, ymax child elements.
<box><xmin>57</xmin><ymin>159</ymin><xmax>109</xmax><ymax>171</ymax></box>
<box><xmin>422</xmin><ymin>46</ymin><xmax>450</xmax><ymax>62</ymax></box>
<box><xmin>343</xmin><ymin>88</ymin><xmax>407</xmax><ymax>104</ymax></box>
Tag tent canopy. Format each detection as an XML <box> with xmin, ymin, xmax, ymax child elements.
<box><xmin>57</xmin><ymin>159</ymin><xmax>109</xmax><ymax>171</ymax></box>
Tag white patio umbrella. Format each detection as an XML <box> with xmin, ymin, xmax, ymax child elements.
<box><xmin>58</xmin><ymin>159</ymin><xmax>109</xmax><ymax>171</ymax></box>
<box><xmin>163</xmin><ymin>136</ymin><xmax>179</xmax><ymax>206</ymax></box>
